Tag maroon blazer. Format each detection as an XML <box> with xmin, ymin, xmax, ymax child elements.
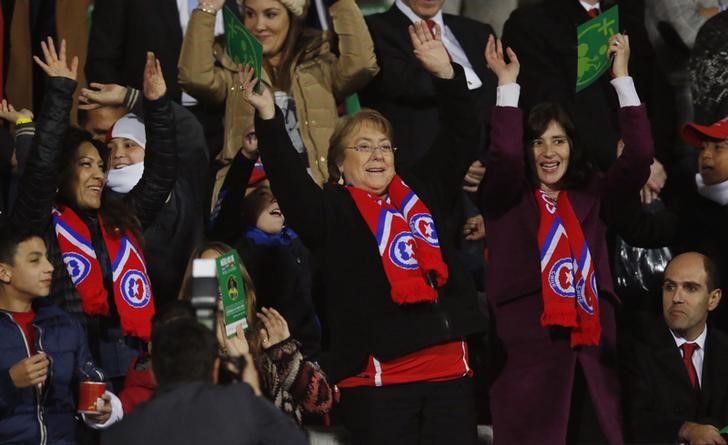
<box><xmin>479</xmin><ymin>104</ymin><xmax>654</xmax><ymax>444</ymax></box>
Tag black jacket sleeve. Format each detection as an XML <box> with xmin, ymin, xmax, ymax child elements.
<box><xmin>11</xmin><ymin>77</ymin><xmax>76</xmax><ymax>229</ymax></box>
<box><xmin>208</xmin><ymin>151</ymin><xmax>256</xmax><ymax>243</ymax></box>
<box><xmin>410</xmin><ymin>64</ymin><xmax>481</xmax><ymax>206</ymax></box>
<box><xmin>125</xmin><ymin>95</ymin><xmax>177</xmax><ymax>229</ymax></box>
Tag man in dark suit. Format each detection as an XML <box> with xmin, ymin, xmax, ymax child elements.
<box><xmin>360</xmin><ymin>0</ymin><xmax>495</xmax><ymax>171</ymax></box>
<box><xmin>360</xmin><ymin>0</ymin><xmax>496</xmax><ymax>274</ymax></box>
<box><xmin>621</xmin><ymin>252</ymin><xmax>728</xmax><ymax>444</ymax></box>
<box><xmin>502</xmin><ymin>0</ymin><xmax>660</xmax><ymax>173</ymax></box>
<box><xmin>86</xmin><ymin>0</ymin><xmax>226</xmax><ymax>158</ymax></box>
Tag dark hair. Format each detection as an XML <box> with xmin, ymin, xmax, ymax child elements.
<box><xmin>151</xmin><ymin>318</ymin><xmax>219</xmax><ymax>387</ymax></box>
<box><xmin>327</xmin><ymin>109</ymin><xmax>394</xmax><ymax>183</ymax></box>
<box><xmin>0</xmin><ymin>226</ymin><xmax>45</xmax><ymax>265</ymax></box>
<box><xmin>152</xmin><ymin>300</ymin><xmax>196</xmax><ymax>329</ymax></box>
<box><xmin>242</xmin><ymin>185</ymin><xmax>275</xmax><ymax>228</ymax></box>
<box><xmin>58</xmin><ymin>127</ymin><xmax>143</xmax><ymax>242</ymax></box>
<box><xmin>524</xmin><ymin>103</ymin><xmax>593</xmax><ymax>190</ymax></box>
<box><xmin>703</xmin><ymin>255</ymin><xmax>721</xmax><ymax>292</ymax></box>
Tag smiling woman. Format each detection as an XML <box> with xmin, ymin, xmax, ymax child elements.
<box><xmin>9</xmin><ymin>41</ymin><xmax>177</xmax><ymax>382</ymax></box>
<box><xmin>480</xmin><ymin>35</ymin><xmax>656</xmax><ymax>443</ymax></box>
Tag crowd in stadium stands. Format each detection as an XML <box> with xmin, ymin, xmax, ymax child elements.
<box><xmin>1</xmin><ymin>0</ymin><xmax>728</xmax><ymax>444</ymax></box>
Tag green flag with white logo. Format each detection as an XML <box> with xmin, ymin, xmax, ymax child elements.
<box><xmin>575</xmin><ymin>5</ymin><xmax>619</xmax><ymax>93</ymax></box>
<box><xmin>223</xmin><ymin>5</ymin><xmax>263</xmax><ymax>93</ymax></box>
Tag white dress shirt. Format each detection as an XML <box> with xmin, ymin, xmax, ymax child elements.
<box><xmin>670</xmin><ymin>324</ymin><xmax>707</xmax><ymax>387</ymax></box>
<box><xmin>394</xmin><ymin>0</ymin><xmax>482</xmax><ymax>90</ymax></box>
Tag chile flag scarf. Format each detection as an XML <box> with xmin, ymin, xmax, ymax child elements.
<box><xmin>52</xmin><ymin>205</ymin><xmax>154</xmax><ymax>340</ymax></box>
<box><xmin>347</xmin><ymin>175</ymin><xmax>448</xmax><ymax>304</ymax></box>
<box><xmin>535</xmin><ymin>190</ymin><xmax>601</xmax><ymax>347</ymax></box>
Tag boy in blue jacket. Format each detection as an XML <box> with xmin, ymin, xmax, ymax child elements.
<box><xmin>0</xmin><ymin>229</ymin><xmax>123</xmax><ymax>444</ymax></box>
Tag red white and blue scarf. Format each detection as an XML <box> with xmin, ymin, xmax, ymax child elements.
<box><xmin>52</xmin><ymin>205</ymin><xmax>155</xmax><ymax>340</ymax></box>
<box><xmin>535</xmin><ymin>190</ymin><xmax>601</xmax><ymax>347</ymax></box>
<box><xmin>347</xmin><ymin>175</ymin><xmax>448</xmax><ymax>304</ymax></box>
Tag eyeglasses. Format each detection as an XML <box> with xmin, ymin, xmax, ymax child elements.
<box><xmin>346</xmin><ymin>143</ymin><xmax>397</xmax><ymax>154</ymax></box>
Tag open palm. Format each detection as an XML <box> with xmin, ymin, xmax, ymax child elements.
<box><xmin>33</xmin><ymin>37</ymin><xmax>78</xmax><ymax>80</ymax></box>
<box><xmin>143</xmin><ymin>52</ymin><xmax>167</xmax><ymax>101</ymax></box>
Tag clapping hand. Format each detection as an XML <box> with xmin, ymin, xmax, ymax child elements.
<box><xmin>33</xmin><ymin>37</ymin><xmax>78</xmax><ymax>80</ymax></box>
<box><xmin>409</xmin><ymin>21</ymin><xmax>454</xmax><ymax>79</ymax></box>
<box><xmin>0</xmin><ymin>99</ymin><xmax>33</xmax><ymax>124</ymax></box>
<box><xmin>258</xmin><ymin>307</ymin><xmax>290</xmax><ymax>349</ymax></box>
<box><xmin>79</xmin><ymin>83</ymin><xmax>128</xmax><ymax>110</ymax></box>
<box><xmin>485</xmin><ymin>35</ymin><xmax>519</xmax><ymax>86</ymax></box>
<box><xmin>238</xmin><ymin>65</ymin><xmax>275</xmax><ymax>120</ymax></box>
<box><xmin>143</xmin><ymin>52</ymin><xmax>166</xmax><ymax>101</ymax></box>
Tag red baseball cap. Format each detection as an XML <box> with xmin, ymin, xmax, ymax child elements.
<box><xmin>682</xmin><ymin>116</ymin><xmax>728</xmax><ymax>148</ymax></box>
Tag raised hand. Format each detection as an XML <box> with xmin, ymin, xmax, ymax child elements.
<box><xmin>0</xmin><ymin>99</ymin><xmax>33</xmax><ymax>124</ymax></box>
<box><xmin>143</xmin><ymin>52</ymin><xmax>167</xmax><ymax>101</ymax></box>
<box><xmin>201</xmin><ymin>0</ymin><xmax>226</xmax><ymax>12</ymax></box>
<box><xmin>9</xmin><ymin>353</ymin><xmax>49</xmax><ymax>388</ymax></box>
<box><xmin>79</xmin><ymin>83</ymin><xmax>128</xmax><ymax>110</ymax></box>
<box><xmin>240</xmin><ymin>126</ymin><xmax>259</xmax><ymax>161</ymax></box>
<box><xmin>409</xmin><ymin>21</ymin><xmax>453</xmax><ymax>79</ymax></box>
<box><xmin>239</xmin><ymin>65</ymin><xmax>275</xmax><ymax>120</ymax></box>
<box><xmin>608</xmin><ymin>33</ymin><xmax>630</xmax><ymax>78</ymax></box>
<box><xmin>485</xmin><ymin>35</ymin><xmax>519</xmax><ymax>86</ymax></box>
<box><xmin>257</xmin><ymin>307</ymin><xmax>290</xmax><ymax>349</ymax></box>
<box><xmin>33</xmin><ymin>37</ymin><xmax>78</xmax><ymax>80</ymax></box>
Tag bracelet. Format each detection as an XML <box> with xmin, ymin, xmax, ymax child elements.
<box><xmin>15</xmin><ymin>117</ymin><xmax>33</xmax><ymax>126</ymax></box>
<box><xmin>196</xmin><ymin>3</ymin><xmax>218</xmax><ymax>15</ymax></box>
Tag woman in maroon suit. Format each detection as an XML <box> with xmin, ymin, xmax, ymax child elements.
<box><xmin>480</xmin><ymin>35</ymin><xmax>653</xmax><ymax>444</ymax></box>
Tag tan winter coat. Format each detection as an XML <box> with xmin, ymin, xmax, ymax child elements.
<box><xmin>178</xmin><ymin>0</ymin><xmax>379</xmax><ymax>206</ymax></box>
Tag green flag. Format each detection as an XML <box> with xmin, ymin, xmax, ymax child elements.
<box><xmin>575</xmin><ymin>5</ymin><xmax>620</xmax><ymax>93</ymax></box>
<box><xmin>223</xmin><ymin>6</ymin><xmax>263</xmax><ymax>93</ymax></box>
<box><xmin>216</xmin><ymin>251</ymin><xmax>248</xmax><ymax>337</ymax></box>
<box><xmin>720</xmin><ymin>425</ymin><xmax>728</xmax><ymax>435</ymax></box>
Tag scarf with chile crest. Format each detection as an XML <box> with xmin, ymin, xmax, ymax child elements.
<box><xmin>347</xmin><ymin>175</ymin><xmax>448</xmax><ymax>304</ymax></box>
<box><xmin>52</xmin><ymin>205</ymin><xmax>155</xmax><ymax>340</ymax></box>
<box><xmin>535</xmin><ymin>190</ymin><xmax>601</xmax><ymax>347</ymax></box>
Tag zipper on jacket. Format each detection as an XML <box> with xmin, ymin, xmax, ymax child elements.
<box><xmin>33</xmin><ymin>322</ymin><xmax>49</xmax><ymax>445</ymax></box>
<box><xmin>0</xmin><ymin>312</ymin><xmax>47</xmax><ymax>445</ymax></box>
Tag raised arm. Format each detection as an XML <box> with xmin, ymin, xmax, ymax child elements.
<box><xmin>208</xmin><ymin>137</ymin><xmax>258</xmax><ymax>243</ymax></box>
<box><xmin>598</xmin><ymin>34</ymin><xmax>654</xmax><ymax>224</ymax></box>
<box><xmin>406</xmin><ymin>21</ymin><xmax>481</xmax><ymax>205</ymax></box>
<box><xmin>477</xmin><ymin>36</ymin><xmax>527</xmax><ymax>216</ymax></box>
<box><xmin>327</xmin><ymin>0</ymin><xmax>379</xmax><ymax>100</ymax></box>
<box><xmin>178</xmin><ymin>0</ymin><xmax>231</xmax><ymax>106</ymax></box>
<box><xmin>125</xmin><ymin>53</ymin><xmax>178</xmax><ymax>229</ymax></box>
<box><xmin>240</xmin><ymin>66</ymin><xmax>326</xmax><ymax>248</ymax></box>
<box><xmin>11</xmin><ymin>38</ymin><xmax>78</xmax><ymax>229</ymax></box>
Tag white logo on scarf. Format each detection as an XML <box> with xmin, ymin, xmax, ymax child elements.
<box><xmin>62</xmin><ymin>253</ymin><xmax>91</xmax><ymax>285</ymax></box>
<box><xmin>120</xmin><ymin>270</ymin><xmax>152</xmax><ymax>308</ymax></box>
<box><xmin>548</xmin><ymin>258</ymin><xmax>575</xmax><ymax>298</ymax></box>
<box><xmin>389</xmin><ymin>233</ymin><xmax>419</xmax><ymax>270</ymax></box>
<box><xmin>410</xmin><ymin>213</ymin><xmax>439</xmax><ymax>247</ymax></box>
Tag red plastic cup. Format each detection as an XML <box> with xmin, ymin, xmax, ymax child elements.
<box><xmin>78</xmin><ymin>381</ymin><xmax>106</xmax><ymax>413</ymax></box>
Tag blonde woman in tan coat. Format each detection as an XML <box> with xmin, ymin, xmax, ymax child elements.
<box><xmin>179</xmin><ymin>0</ymin><xmax>379</xmax><ymax>207</ymax></box>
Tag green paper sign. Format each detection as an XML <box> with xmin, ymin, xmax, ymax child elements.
<box><xmin>575</xmin><ymin>5</ymin><xmax>620</xmax><ymax>93</ymax></box>
<box><xmin>720</xmin><ymin>425</ymin><xmax>728</xmax><ymax>434</ymax></box>
<box><xmin>223</xmin><ymin>5</ymin><xmax>263</xmax><ymax>93</ymax></box>
<box><xmin>215</xmin><ymin>251</ymin><xmax>248</xmax><ymax>337</ymax></box>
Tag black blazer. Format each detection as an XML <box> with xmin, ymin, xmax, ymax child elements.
<box><xmin>360</xmin><ymin>6</ymin><xmax>496</xmax><ymax>170</ymax></box>
<box><xmin>621</xmin><ymin>316</ymin><xmax>728</xmax><ymax>443</ymax></box>
<box><xmin>502</xmin><ymin>0</ymin><xmax>656</xmax><ymax>171</ymax></box>
<box><xmin>86</xmin><ymin>0</ymin><xmax>185</xmax><ymax>101</ymax></box>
